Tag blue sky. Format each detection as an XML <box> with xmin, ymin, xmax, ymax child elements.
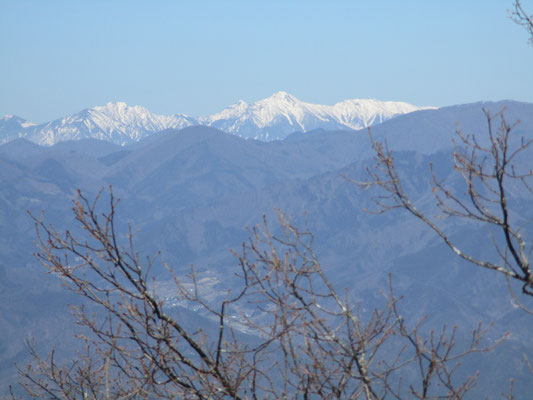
<box><xmin>1</xmin><ymin>0</ymin><xmax>532</xmax><ymax>123</ymax></box>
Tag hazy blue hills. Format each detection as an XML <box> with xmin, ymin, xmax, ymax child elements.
<box><xmin>1</xmin><ymin>100</ymin><xmax>533</xmax><ymax>397</ymax></box>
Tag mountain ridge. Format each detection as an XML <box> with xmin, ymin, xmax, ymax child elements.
<box><xmin>2</xmin><ymin>101</ymin><xmax>533</xmax><ymax>396</ymax></box>
<box><xmin>0</xmin><ymin>92</ymin><xmax>433</xmax><ymax>145</ymax></box>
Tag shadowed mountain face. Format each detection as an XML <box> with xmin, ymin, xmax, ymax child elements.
<box><xmin>1</xmin><ymin>100</ymin><xmax>533</xmax><ymax>397</ymax></box>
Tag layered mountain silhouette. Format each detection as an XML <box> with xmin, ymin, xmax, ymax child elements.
<box><xmin>2</xmin><ymin>100</ymin><xmax>533</xmax><ymax>398</ymax></box>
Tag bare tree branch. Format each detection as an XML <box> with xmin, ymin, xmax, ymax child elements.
<box><xmin>510</xmin><ymin>0</ymin><xmax>533</xmax><ymax>46</ymax></box>
<box><xmin>11</xmin><ymin>189</ymin><xmax>495</xmax><ymax>399</ymax></box>
<box><xmin>355</xmin><ymin>109</ymin><xmax>533</xmax><ymax>299</ymax></box>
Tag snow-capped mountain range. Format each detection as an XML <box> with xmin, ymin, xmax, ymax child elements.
<box><xmin>0</xmin><ymin>92</ymin><xmax>434</xmax><ymax>145</ymax></box>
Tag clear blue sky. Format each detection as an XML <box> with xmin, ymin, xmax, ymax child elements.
<box><xmin>1</xmin><ymin>0</ymin><xmax>532</xmax><ymax>123</ymax></box>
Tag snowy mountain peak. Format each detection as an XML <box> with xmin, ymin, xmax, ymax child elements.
<box><xmin>230</xmin><ymin>100</ymin><xmax>248</xmax><ymax>112</ymax></box>
<box><xmin>0</xmin><ymin>114</ymin><xmax>35</xmax><ymax>126</ymax></box>
<box><xmin>11</xmin><ymin>102</ymin><xmax>198</xmax><ymax>146</ymax></box>
<box><xmin>0</xmin><ymin>114</ymin><xmax>36</xmax><ymax>142</ymax></box>
<box><xmin>1</xmin><ymin>114</ymin><xmax>35</xmax><ymax>125</ymax></box>
<box><xmin>1</xmin><ymin>93</ymin><xmax>434</xmax><ymax>145</ymax></box>
<box><xmin>198</xmin><ymin>100</ymin><xmax>248</xmax><ymax>125</ymax></box>
<box><xmin>91</xmin><ymin>101</ymin><xmax>151</xmax><ymax>117</ymax></box>
<box><xmin>267</xmin><ymin>91</ymin><xmax>299</xmax><ymax>102</ymax></box>
<box><xmin>201</xmin><ymin>92</ymin><xmax>433</xmax><ymax>140</ymax></box>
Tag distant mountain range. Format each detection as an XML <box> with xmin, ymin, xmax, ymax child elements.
<box><xmin>2</xmin><ymin>100</ymin><xmax>533</xmax><ymax>397</ymax></box>
<box><xmin>0</xmin><ymin>92</ymin><xmax>433</xmax><ymax>145</ymax></box>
